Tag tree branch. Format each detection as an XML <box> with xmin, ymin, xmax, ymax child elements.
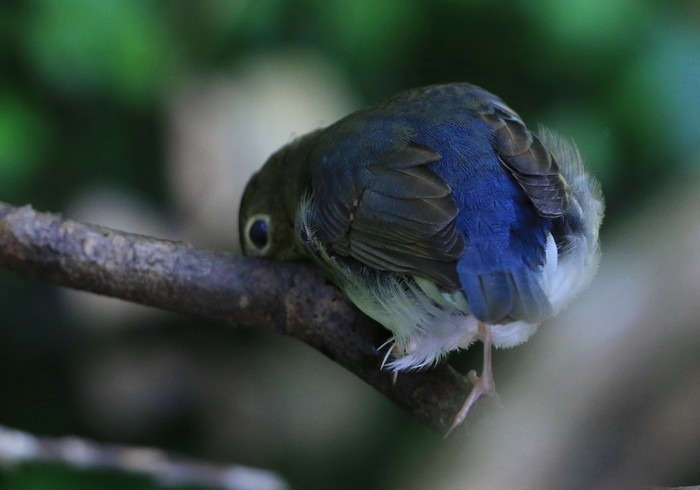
<box><xmin>0</xmin><ymin>201</ymin><xmax>482</xmax><ymax>436</ymax></box>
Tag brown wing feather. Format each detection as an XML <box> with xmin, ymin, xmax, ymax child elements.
<box><xmin>476</xmin><ymin>98</ymin><xmax>569</xmax><ymax>217</ymax></box>
<box><xmin>310</xmin><ymin>143</ymin><xmax>463</xmax><ymax>289</ymax></box>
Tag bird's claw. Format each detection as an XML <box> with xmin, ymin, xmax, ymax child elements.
<box><xmin>444</xmin><ymin>323</ymin><xmax>498</xmax><ymax>438</ymax></box>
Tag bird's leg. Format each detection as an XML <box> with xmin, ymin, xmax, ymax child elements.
<box><xmin>389</xmin><ymin>343</ymin><xmax>402</xmax><ymax>385</ymax></box>
<box><xmin>444</xmin><ymin>322</ymin><xmax>498</xmax><ymax>438</ymax></box>
<box><xmin>377</xmin><ymin>337</ymin><xmax>401</xmax><ymax>384</ymax></box>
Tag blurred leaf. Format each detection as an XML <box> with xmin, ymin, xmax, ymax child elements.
<box><xmin>233</xmin><ymin>0</ymin><xmax>286</xmax><ymax>40</ymax></box>
<box><xmin>23</xmin><ymin>0</ymin><xmax>178</xmax><ymax>103</ymax></box>
<box><xmin>615</xmin><ymin>18</ymin><xmax>700</xmax><ymax>170</ymax></box>
<box><xmin>318</xmin><ymin>0</ymin><xmax>422</xmax><ymax>64</ymax></box>
<box><xmin>0</xmin><ymin>92</ymin><xmax>49</xmax><ymax>199</ymax></box>
<box><xmin>527</xmin><ymin>0</ymin><xmax>652</xmax><ymax>53</ymax></box>
<box><xmin>641</xmin><ymin>23</ymin><xmax>700</xmax><ymax>164</ymax></box>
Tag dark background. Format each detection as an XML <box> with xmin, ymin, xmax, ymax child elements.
<box><xmin>1</xmin><ymin>1</ymin><xmax>700</xmax><ymax>489</ymax></box>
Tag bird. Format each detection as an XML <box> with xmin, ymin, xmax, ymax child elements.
<box><xmin>239</xmin><ymin>82</ymin><xmax>604</xmax><ymax>436</ymax></box>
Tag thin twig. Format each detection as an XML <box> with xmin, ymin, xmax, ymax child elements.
<box><xmin>0</xmin><ymin>424</ymin><xmax>287</xmax><ymax>490</ymax></box>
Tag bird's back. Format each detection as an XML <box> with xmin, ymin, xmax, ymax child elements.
<box><xmin>360</xmin><ymin>85</ymin><xmax>555</xmax><ymax>324</ymax></box>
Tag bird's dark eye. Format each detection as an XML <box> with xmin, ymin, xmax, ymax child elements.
<box><xmin>247</xmin><ymin>216</ymin><xmax>270</xmax><ymax>250</ymax></box>
<box><xmin>249</xmin><ymin>219</ymin><xmax>268</xmax><ymax>249</ymax></box>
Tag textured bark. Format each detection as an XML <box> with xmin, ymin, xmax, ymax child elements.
<box><xmin>0</xmin><ymin>201</ymin><xmax>488</xmax><ymax>435</ymax></box>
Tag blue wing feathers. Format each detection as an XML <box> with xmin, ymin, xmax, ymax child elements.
<box><xmin>422</xmin><ymin>121</ymin><xmax>553</xmax><ymax>324</ymax></box>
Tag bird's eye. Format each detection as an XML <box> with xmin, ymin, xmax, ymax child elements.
<box><xmin>245</xmin><ymin>214</ymin><xmax>270</xmax><ymax>253</ymax></box>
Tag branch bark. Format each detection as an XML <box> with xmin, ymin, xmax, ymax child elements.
<box><xmin>0</xmin><ymin>201</ymin><xmax>483</xmax><ymax>436</ymax></box>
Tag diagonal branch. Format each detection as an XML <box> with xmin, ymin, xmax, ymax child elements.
<box><xmin>0</xmin><ymin>201</ymin><xmax>483</xmax><ymax>435</ymax></box>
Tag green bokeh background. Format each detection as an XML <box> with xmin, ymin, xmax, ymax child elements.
<box><xmin>1</xmin><ymin>1</ymin><xmax>699</xmax><ymax>489</ymax></box>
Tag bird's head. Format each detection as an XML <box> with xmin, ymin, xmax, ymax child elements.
<box><xmin>239</xmin><ymin>135</ymin><xmax>315</xmax><ymax>261</ymax></box>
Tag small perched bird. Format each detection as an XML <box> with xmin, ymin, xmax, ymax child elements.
<box><xmin>239</xmin><ymin>83</ymin><xmax>604</xmax><ymax>435</ymax></box>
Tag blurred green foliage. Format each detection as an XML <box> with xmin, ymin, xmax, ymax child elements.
<box><xmin>1</xmin><ymin>1</ymin><xmax>700</xmax><ymax>489</ymax></box>
<box><xmin>1</xmin><ymin>464</ymin><xmax>181</xmax><ymax>490</ymax></box>
<box><xmin>0</xmin><ymin>0</ymin><xmax>698</xmax><ymax>212</ymax></box>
